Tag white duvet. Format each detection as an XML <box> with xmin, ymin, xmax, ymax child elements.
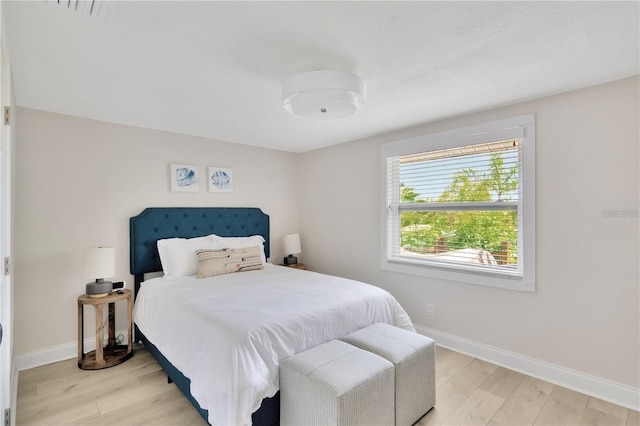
<box><xmin>134</xmin><ymin>264</ymin><xmax>414</xmax><ymax>425</ymax></box>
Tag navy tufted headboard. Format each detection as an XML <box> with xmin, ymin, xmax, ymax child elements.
<box><xmin>129</xmin><ymin>207</ymin><xmax>270</xmax><ymax>297</ymax></box>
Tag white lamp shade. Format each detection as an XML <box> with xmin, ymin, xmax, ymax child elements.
<box><xmin>283</xmin><ymin>233</ymin><xmax>301</xmax><ymax>255</ymax></box>
<box><xmin>84</xmin><ymin>247</ymin><xmax>116</xmax><ymax>279</ymax></box>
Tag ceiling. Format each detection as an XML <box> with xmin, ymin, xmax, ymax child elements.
<box><xmin>3</xmin><ymin>1</ymin><xmax>639</xmax><ymax>153</ymax></box>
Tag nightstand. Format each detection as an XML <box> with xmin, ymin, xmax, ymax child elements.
<box><xmin>280</xmin><ymin>263</ymin><xmax>308</xmax><ymax>270</ymax></box>
<box><xmin>77</xmin><ymin>289</ymin><xmax>133</xmax><ymax>370</ymax></box>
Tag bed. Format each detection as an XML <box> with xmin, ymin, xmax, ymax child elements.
<box><xmin>130</xmin><ymin>207</ymin><xmax>414</xmax><ymax>426</ymax></box>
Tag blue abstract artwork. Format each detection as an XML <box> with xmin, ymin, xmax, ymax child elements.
<box><xmin>170</xmin><ymin>164</ymin><xmax>200</xmax><ymax>192</ymax></box>
<box><xmin>208</xmin><ymin>166</ymin><xmax>233</xmax><ymax>193</ymax></box>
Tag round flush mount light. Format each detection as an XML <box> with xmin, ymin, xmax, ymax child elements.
<box><xmin>282</xmin><ymin>70</ymin><xmax>366</xmax><ymax>120</ymax></box>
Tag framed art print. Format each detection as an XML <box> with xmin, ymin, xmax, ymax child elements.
<box><xmin>170</xmin><ymin>164</ymin><xmax>200</xmax><ymax>192</ymax></box>
<box><xmin>208</xmin><ymin>166</ymin><xmax>233</xmax><ymax>193</ymax></box>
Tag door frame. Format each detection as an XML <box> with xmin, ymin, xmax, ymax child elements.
<box><xmin>0</xmin><ymin>4</ymin><xmax>14</xmax><ymax>423</ymax></box>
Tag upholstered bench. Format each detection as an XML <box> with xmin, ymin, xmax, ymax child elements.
<box><xmin>341</xmin><ymin>323</ymin><xmax>436</xmax><ymax>426</ymax></box>
<box><xmin>280</xmin><ymin>339</ymin><xmax>395</xmax><ymax>426</ymax></box>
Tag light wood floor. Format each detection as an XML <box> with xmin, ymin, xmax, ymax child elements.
<box><xmin>16</xmin><ymin>344</ymin><xmax>639</xmax><ymax>426</ymax></box>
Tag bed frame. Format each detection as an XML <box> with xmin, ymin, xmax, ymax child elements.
<box><xmin>129</xmin><ymin>207</ymin><xmax>279</xmax><ymax>426</ymax></box>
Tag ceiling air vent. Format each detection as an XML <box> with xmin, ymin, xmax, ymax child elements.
<box><xmin>47</xmin><ymin>0</ymin><xmax>110</xmax><ymax>20</ymax></box>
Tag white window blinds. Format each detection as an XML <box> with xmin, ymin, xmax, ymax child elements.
<box><xmin>381</xmin><ymin>115</ymin><xmax>535</xmax><ymax>291</ymax></box>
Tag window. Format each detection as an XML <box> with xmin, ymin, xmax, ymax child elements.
<box><xmin>381</xmin><ymin>115</ymin><xmax>535</xmax><ymax>291</ymax></box>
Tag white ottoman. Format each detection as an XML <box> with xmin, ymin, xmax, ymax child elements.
<box><xmin>341</xmin><ymin>323</ymin><xmax>436</xmax><ymax>426</ymax></box>
<box><xmin>280</xmin><ymin>340</ymin><xmax>395</xmax><ymax>426</ymax></box>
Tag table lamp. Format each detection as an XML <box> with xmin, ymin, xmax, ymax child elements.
<box><xmin>84</xmin><ymin>246</ymin><xmax>116</xmax><ymax>297</ymax></box>
<box><xmin>283</xmin><ymin>233</ymin><xmax>301</xmax><ymax>265</ymax></box>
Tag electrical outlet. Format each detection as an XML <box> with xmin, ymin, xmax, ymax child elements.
<box><xmin>427</xmin><ymin>304</ymin><xmax>435</xmax><ymax>316</ymax></box>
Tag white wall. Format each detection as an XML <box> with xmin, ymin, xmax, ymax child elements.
<box><xmin>14</xmin><ymin>108</ymin><xmax>299</xmax><ymax>356</ymax></box>
<box><xmin>298</xmin><ymin>76</ymin><xmax>639</xmax><ymax>390</ymax></box>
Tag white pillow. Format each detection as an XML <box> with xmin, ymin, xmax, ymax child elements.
<box><xmin>157</xmin><ymin>235</ymin><xmax>218</xmax><ymax>277</ymax></box>
<box><xmin>211</xmin><ymin>235</ymin><xmax>267</xmax><ymax>264</ymax></box>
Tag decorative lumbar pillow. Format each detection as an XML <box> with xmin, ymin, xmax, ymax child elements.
<box><xmin>210</xmin><ymin>235</ymin><xmax>267</xmax><ymax>264</ymax></box>
<box><xmin>196</xmin><ymin>245</ymin><xmax>264</xmax><ymax>278</ymax></box>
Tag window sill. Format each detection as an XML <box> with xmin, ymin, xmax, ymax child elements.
<box><xmin>381</xmin><ymin>258</ymin><xmax>535</xmax><ymax>292</ymax></box>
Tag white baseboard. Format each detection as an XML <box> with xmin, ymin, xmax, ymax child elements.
<box><xmin>15</xmin><ymin>331</ymin><xmax>129</xmax><ymax>372</ymax></box>
<box><xmin>415</xmin><ymin>325</ymin><xmax>640</xmax><ymax>412</ymax></box>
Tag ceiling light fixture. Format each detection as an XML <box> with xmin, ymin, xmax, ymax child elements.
<box><xmin>282</xmin><ymin>70</ymin><xmax>366</xmax><ymax>120</ymax></box>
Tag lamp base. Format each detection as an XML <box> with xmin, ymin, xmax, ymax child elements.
<box><xmin>86</xmin><ymin>280</ymin><xmax>113</xmax><ymax>297</ymax></box>
<box><xmin>88</xmin><ymin>293</ymin><xmax>109</xmax><ymax>299</ymax></box>
<box><xmin>284</xmin><ymin>255</ymin><xmax>298</xmax><ymax>265</ymax></box>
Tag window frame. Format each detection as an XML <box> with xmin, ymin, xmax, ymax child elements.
<box><xmin>380</xmin><ymin>114</ymin><xmax>536</xmax><ymax>292</ymax></box>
